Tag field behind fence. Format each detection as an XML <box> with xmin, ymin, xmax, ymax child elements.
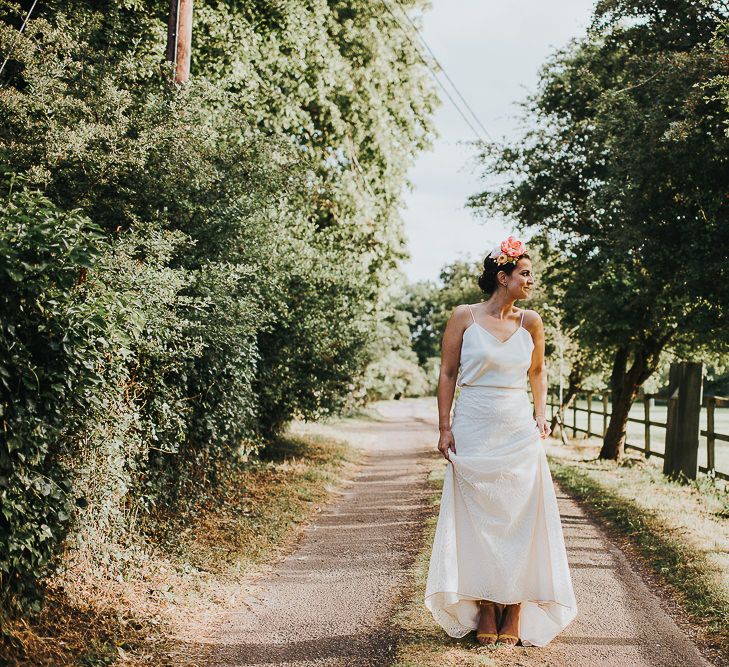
<box><xmin>548</xmin><ymin>380</ymin><xmax>729</xmax><ymax>481</ymax></box>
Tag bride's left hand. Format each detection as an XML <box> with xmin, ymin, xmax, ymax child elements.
<box><xmin>535</xmin><ymin>415</ymin><xmax>551</xmax><ymax>439</ymax></box>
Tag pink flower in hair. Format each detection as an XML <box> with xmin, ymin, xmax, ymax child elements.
<box><xmin>488</xmin><ymin>236</ymin><xmax>527</xmax><ymax>266</ymax></box>
<box><xmin>501</xmin><ymin>235</ymin><xmax>525</xmax><ymax>258</ymax></box>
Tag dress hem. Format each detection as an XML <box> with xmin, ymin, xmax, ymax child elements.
<box><xmin>424</xmin><ymin>590</ymin><xmax>578</xmax><ymax>647</ymax></box>
<box><xmin>425</xmin><ymin>590</ymin><xmax>577</xmax><ymax>609</ymax></box>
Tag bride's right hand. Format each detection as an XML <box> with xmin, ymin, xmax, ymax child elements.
<box><xmin>437</xmin><ymin>428</ymin><xmax>456</xmax><ymax>461</ymax></box>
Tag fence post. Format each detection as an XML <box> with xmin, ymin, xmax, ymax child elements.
<box><xmin>573</xmin><ymin>394</ymin><xmax>578</xmax><ymax>438</ymax></box>
<box><xmin>663</xmin><ymin>361</ymin><xmax>703</xmax><ymax>480</ymax></box>
<box><xmin>706</xmin><ymin>396</ymin><xmax>716</xmax><ymax>474</ymax></box>
<box><xmin>603</xmin><ymin>391</ymin><xmax>609</xmax><ymax>437</ymax></box>
<box><xmin>644</xmin><ymin>393</ymin><xmax>652</xmax><ymax>459</ymax></box>
<box><xmin>587</xmin><ymin>392</ymin><xmax>592</xmax><ymax>437</ymax></box>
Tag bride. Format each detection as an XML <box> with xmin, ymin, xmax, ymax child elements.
<box><xmin>424</xmin><ymin>236</ymin><xmax>577</xmax><ymax>647</ymax></box>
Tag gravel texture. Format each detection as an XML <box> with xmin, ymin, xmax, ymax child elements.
<box><xmin>512</xmin><ymin>486</ymin><xmax>712</xmax><ymax>667</ymax></box>
<box><xmin>180</xmin><ymin>398</ymin><xmax>713</xmax><ymax>667</ymax></box>
<box><xmin>180</xmin><ymin>399</ymin><xmax>435</xmax><ymax>666</ymax></box>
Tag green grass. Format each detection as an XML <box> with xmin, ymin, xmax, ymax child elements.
<box><xmin>562</xmin><ymin>399</ymin><xmax>729</xmax><ymax>472</ymax></box>
<box><xmin>547</xmin><ymin>441</ymin><xmax>729</xmax><ymax>661</ymax></box>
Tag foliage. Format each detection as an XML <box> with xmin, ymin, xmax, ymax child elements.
<box><xmin>0</xmin><ymin>181</ymin><xmax>122</xmax><ymax>604</ymax></box>
<box><xmin>469</xmin><ymin>0</ymin><xmax>729</xmax><ymax>457</ymax></box>
<box><xmin>400</xmin><ymin>260</ymin><xmax>483</xmax><ymax>372</ymax></box>
<box><xmin>188</xmin><ymin>0</ymin><xmax>439</xmax><ymax>419</ymax></box>
<box><xmin>398</xmin><ymin>245</ymin><xmax>601</xmax><ymax>395</ymax></box>
<box><xmin>359</xmin><ymin>277</ymin><xmax>432</xmax><ymax>400</ymax></box>
<box><xmin>0</xmin><ymin>0</ymin><xmax>435</xmax><ymax>609</ymax></box>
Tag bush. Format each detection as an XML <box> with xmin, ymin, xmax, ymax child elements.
<box><xmin>0</xmin><ymin>0</ymin><xmax>435</xmax><ymax>610</ymax></box>
<box><xmin>0</xmin><ymin>181</ymin><xmax>123</xmax><ymax>604</ymax></box>
<box><xmin>363</xmin><ymin>350</ymin><xmax>430</xmax><ymax>400</ymax></box>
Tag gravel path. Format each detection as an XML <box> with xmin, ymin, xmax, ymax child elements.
<box><xmin>181</xmin><ymin>399</ymin><xmax>435</xmax><ymax>667</ymax></box>
<box><xmin>182</xmin><ymin>398</ymin><xmax>713</xmax><ymax>667</ymax></box>
<box><xmin>513</xmin><ymin>486</ymin><xmax>712</xmax><ymax>667</ymax></box>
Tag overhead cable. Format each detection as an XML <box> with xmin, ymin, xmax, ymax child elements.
<box><xmin>391</xmin><ymin>0</ymin><xmax>496</xmax><ymax>143</ymax></box>
<box><xmin>380</xmin><ymin>0</ymin><xmax>490</xmax><ymax>144</ymax></box>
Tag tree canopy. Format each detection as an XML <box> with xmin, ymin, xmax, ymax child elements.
<box><xmin>0</xmin><ymin>0</ymin><xmax>436</xmax><ymax>605</ymax></box>
<box><xmin>470</xmin><ymin>0</ymin><xmax>729</xmax><ymax>457</ymax></box>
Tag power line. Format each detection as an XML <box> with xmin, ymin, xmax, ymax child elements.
<box><xmin>0</xmin><ymin>0</ymin><xmax>39</xmax><ymax>77</ymax></box>
<box><xmin>379</xmin><ymin>0</ymin><xmax>489</xmax><ymax>144</ymax></box>
<box><xmin>390</xmin><ymin>0</ymin><xmax>496</xmax><ymax>143</ymax></box>
<box><xmin>380</xmin><ymin>0</ymin><xmax>483</xmax><ymax>142</ymax></box>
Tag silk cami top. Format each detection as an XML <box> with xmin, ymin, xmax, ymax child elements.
<box><xmin>456</xmin><ymin>305</ymin><xmax>534</xmax><ymax>390</ymax></box>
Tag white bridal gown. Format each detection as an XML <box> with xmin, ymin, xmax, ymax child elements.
<box><xmin>425</xmin><ymin>306</ymin><xmax>577</xmax><ymax>647</ymax></box>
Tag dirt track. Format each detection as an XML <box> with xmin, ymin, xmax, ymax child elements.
<box><xmin>179</xmin><ymin>398</ymin><xmax>713</xmax><ymax>667</ymax></box>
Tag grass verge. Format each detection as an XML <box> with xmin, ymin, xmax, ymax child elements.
<box><xmin>546</xmin><ymin>441</ymin><xmax>729</xmax><ymax>665</ymax></box>
<box><xmin>0</xmin><ymin>429</ymin><xmax>359</xmax><ymax>667</ymax></box>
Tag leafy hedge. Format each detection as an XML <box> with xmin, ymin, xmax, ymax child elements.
<box><xmin>0</xmin><ymin>0</ymin><xmax>435</xmax><ymax>609</ymax></box>
<box><xmin>0</xmin><ymin>184</ymin><xmax>112</xmax><ymax>603</ymax></box>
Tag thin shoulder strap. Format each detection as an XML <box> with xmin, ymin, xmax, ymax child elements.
<box><xmin>466</xmin><ymin>304</ymin><xmax>476</xmax><ymax>323</ymax></box>
<box><xmin>519</xmin><ymin>309</ymin><xmax>526</xmax><ymax>328</ymax></box>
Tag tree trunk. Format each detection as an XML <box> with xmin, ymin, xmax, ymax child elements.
<box><xmin>599</xmin><ymin>336</ymin><xmax>667</xmax><ymax>460</ymax></box>
<box><xmin>600</xmin><ymin>382</ymin><xmax>638</xmax><ymax>459</ymax></box>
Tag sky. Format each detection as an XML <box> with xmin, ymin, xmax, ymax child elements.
<box><xmin>400</xmin><ymin>0</ymin><xmax>596</xmax><ymax>283</ymax></box>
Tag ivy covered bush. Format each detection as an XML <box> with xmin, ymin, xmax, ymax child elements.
<box><xmin>0</xmin><ymin>0</ymin><xmax>435</xmax><ymax>609</ymax></box>
<box><xmin>0</xmin><ymin>182</ymin><xmax>121</xmax><ymax>602</ymax></box>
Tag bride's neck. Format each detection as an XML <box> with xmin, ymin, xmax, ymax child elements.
<box><xmin>483</xmin><ymin>294</ymin><xmax>517</xmax><ymax>320</ymax></box>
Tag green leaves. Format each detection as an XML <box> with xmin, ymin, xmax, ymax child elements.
<box><xmin>471</xmin><ymin>2</ymin><xmax>729</xmax><ymax>356</ymax></box>
<box><xmin>469</xmin><ymin>1</ymin><xmax>729</xmax><ymax>456</ymax></box>
<box><xmin>0</xmin><ymin>0</ymin><xmax>434</xmax><ymax>611</ymax></box>
<box><xmin>0</xmin><ymin>180</ymin><xmax>115</xmax><ymax>604</ymax></box>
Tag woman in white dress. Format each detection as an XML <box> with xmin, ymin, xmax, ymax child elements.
<box><xmin>424</xmin><ymin>236</ymin><xmax>577</xmax><ymax>647</ymax></box>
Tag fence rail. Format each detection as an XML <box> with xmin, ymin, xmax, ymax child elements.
<box><xmin>547</xmin><ymin>380</ymin><xmax>729</xmax><ymax>482</ymax></box>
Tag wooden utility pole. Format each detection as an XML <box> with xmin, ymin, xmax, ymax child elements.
<box><xmin>165</xmin><ymin>0</ymin><xmax>193</xmax><ymax>83</ymax></box>
<box><xmin>175</xmin><ymin>0</ymin><xmax>193</xmax><ymax>82</ymax></box>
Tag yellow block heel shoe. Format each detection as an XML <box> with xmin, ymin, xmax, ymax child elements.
<box><xmin>476</xmin><ymin>600</ymin><xmax>499</xmax><ymax>645</ymax></box>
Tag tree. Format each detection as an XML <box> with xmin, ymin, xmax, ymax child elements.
<box><xmin>0</xmin><ymin>0</ymin><xmax>437</xmax><ymax>603</ymax></box>
<box><xmin>400</xmin><ymin>279</ymin><xmax>442</xmax><ymax>365</ymax></box>
<box><xmin>397</xmin><ymin>259</ymin><xmax>485</xmax><ymax>397</ymax></box>
<box><xmin>470</xmin><ymin>0</ymin><xmax>729</xmax><ymax>459</ymax></box>
<box><xmin>188</xmin><ymin>0</ymin><xmax>439</xmax><ymax>427</ymax></box>
<box><xmin>526</xmin><ymin>235</ymin><xmax>611</xmax><ymax>434</ymax></box>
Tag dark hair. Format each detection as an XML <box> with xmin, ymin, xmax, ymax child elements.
<box><xmin>478</xmin><ymin>253</ymin><xmax>530</xmax><ymax>294</ymax></box>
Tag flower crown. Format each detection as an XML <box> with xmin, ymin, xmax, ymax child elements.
<box><xmin>488</xmin><ymin>235</ymin><xmax>526</xmax><ymax>266</ymax></box>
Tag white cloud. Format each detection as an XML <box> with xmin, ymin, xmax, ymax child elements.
<box><xmin>401</xmin><ymin>0</ymin><xmax>595</xmax><ymax>283</ymax></box>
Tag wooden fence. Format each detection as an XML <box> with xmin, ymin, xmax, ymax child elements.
<box><xmin>547</xmin><ymin>362</ymin><xmax>729</xmax><ymax>481</ymax></box>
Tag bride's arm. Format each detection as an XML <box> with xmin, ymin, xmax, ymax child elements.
<box><xmin>526</xmin><ymin>311</ymin><xmax>551</xmax><ymax>439</ymax></box>
<box><xmin>436</xmin><ymin>306</ymin><xmax>467</xmax><ymax>459</ymax></box>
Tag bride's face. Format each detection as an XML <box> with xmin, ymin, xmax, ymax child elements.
<box><xmin>501</xmin><ymin>257</ymin><xmax>534</xmax><ymax>300</ymax></box>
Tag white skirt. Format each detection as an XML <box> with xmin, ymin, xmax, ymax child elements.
<box><xmin>424</xmin><ymin>385</ymin><xmax>577</xmax><ymax>647</ymax></box>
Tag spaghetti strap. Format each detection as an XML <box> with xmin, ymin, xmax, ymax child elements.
<box><xmin>519</xmin><ymin>309</ymin><xmax>526</xmax><ymax>328</ymax></box>
<box><xmin>466</xmin><ymin>304</ymin><xmax>476</xmax><ymax>324</ymax></box>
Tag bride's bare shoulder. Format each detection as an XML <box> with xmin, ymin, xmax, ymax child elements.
<box><xmin>447</xmin><ymin>304</ymin><xmax>473</xmax><ymax>324</ymax></box>
<box><xmin>520</xmin><ymin>308</ymin><xmax>544</xmax><ymax>331</ymax></box>
<box><xmin>444</xmin><ymin>304</ymin><xmax>477</xmax><ymax>332</ymax></box>
<box><xmin>450</xmin><ymin>303</ymin><xmax>474</xmax><ymax>318</ymax></box>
